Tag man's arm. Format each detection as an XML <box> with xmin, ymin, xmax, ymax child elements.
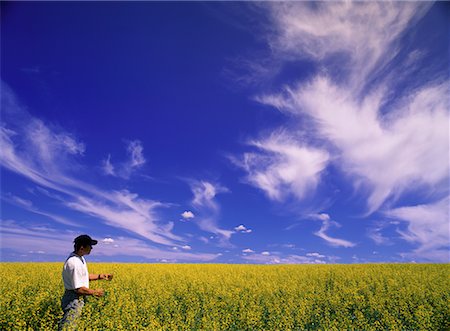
<box><xmin>89</xmin><ymin>273</ymin><xmax>113</xmax><ymax>281</ymax></box>
<box><xmin>75</xmin><ymin>286</ymin><xmax>104</xmax><ymax>297</ymax></box>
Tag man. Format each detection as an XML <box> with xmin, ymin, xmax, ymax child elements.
<box><xmin>58</xmin><ymin>234</ymin><xmax>113</xmax><ymax>330</ymax></box>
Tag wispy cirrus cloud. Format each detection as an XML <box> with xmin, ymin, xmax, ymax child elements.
<box><xmin>310</xmin><ymin>213</ymin><xmax>356</xmax><ymax>248</ymax></box>
<box><xmin>367</xmin><ymin>219</ymin><xmax>400</xmax><ymax>247</ymax></box>
<box><xmin>261</xmin><ymin>77</ymin><xmax>449</xmax><ymax>213</ymax></box>
<box><xmin>0</xmin><ymin>82</ymin><xmax>184</xmax><ymax>248</ymax></box>
<box><xmin>367</xmin><ymin>224</ymin><xmax>392</xmax><ymax>246</ymax></box>
<box><xmin>232</xmin><ymin>130</ymin><xmax>329</xmax><ymax>202</ymax></box>
<box><xmin>265</xmin><ymin>1</ymin><xmax>431</xmax><ymax>91</ymax></box>
<box><xmin>252</xmin><ymin>2</ymin><xmax>448</xmax><ymax>213</ymax></box>
<box><xmin>65</xmin><ymin>192</ymin><xmax>182</xmax><ymax>246</ymax></box>
<box><xmin>0</xmin><ymin>220</ymin><xmax>219</xmax><ymax>262</ymax></box>
<box><xmin>102</xmin><ymin>154</ymin><xmax>115</xmax><ymax>176</ymax></box>
<box><xmin>189</xmin><ymin>180</ymin><xmax>234</xmax><ymax>245</ymax></box>
<box><xmin>306</xmin><ymin>252</ymin><xmax>325</xmax><ymax>258</ymax></box>
<box><xmin>385</xmin><ymin>197</ymin><xmax>450</xmax><ymax>262</ymax></box>
<box><xmin>233</xmin><ymin>2</ymin><xmax>448</xmax><ymax>260</ymax></box>
<box><xmin>127</xmin><ymin>140</ymin><xmax>146</xmax><ymax>168</ymax></box>
<box><xmin>1</xmin><ymin>193</ymin><xmax>80</xmax><ymax>227</ymax></box>
<box><xmin>3</xmin><ymin>194</ymin><xmax>33</xmax><ymax>209</ymax></box>
<box><xmin>242</xmin><ymin>252</ymin><xmax>328</xmax><ymax>265</ymax></box>
<box><xmin>101</xmin><ymin>140</ymin><xmax>146</xmax><ymax>179</ymax></box>
<box><xmin>191</xmin><ymin>180</ymin><xmax>228</xmax><ymax>211</ymax></box>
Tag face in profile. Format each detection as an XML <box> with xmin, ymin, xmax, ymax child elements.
<box><xmin>82</xmin><ymin>245</ymin><xmax>92</xmax><ymax>255</ymax></box>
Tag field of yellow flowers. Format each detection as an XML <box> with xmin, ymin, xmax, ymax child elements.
<box><xmin>0</xmin><ymin>263</ymin><xmax>449</xmax><ymax>330</ymax></box>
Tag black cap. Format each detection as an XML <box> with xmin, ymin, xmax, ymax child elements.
<box><xmin>74</xmin><ymin>234</ymin><xmax>98</xmax><ymax>247</ymax></box>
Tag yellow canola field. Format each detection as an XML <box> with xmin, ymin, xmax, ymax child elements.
<box><xmin>1</xmin><ymin>263</ymin><xmax>449</xmax><ymax>330</ymax></box>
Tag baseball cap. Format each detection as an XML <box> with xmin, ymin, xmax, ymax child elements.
<box><xmin>74</xmin><ymin>234</ymin><xmax>98</xmax><ymax>247</ymax></box>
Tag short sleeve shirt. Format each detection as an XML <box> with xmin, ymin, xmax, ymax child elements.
<box><xmin>62</xmin><ymin>252</ymin><xmax>89</xmax><ymax>290</ymax></box>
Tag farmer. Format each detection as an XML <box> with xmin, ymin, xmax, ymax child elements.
<box><xmin>58</xmin><ymin>234</ymin><xmax>113</xmax><ymax>330</ymax></box>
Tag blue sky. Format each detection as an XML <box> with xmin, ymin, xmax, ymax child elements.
<box><xmin>1</xmin><ymin>2</ymin><xmax>449</xmax><ymax>264</ymax></box>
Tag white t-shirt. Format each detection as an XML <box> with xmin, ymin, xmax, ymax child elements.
<box><xmin>62</xmin><ymin>252</ymin><xmax>89</xmax><ymax>290</ymax></box>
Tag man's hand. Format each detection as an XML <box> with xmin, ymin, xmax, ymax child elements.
<box><xmin>102</xmin><ymin>273</ymin><xmax>113</xmax><ymax>281</ymax></box>
<box><xmin>92</xmin><ymin>289</ymin><xmax>105</xmax><ymax>297</ymax></box>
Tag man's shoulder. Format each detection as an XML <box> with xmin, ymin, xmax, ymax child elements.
<box><xmin>65</xmin><ymin>253</ymin><xmax>84</xmax><ymax>267</ymax></box>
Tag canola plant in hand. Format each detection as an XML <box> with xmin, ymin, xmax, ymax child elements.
<box><xmin>0</xmin><ymin>263</ymin><xmax>449</xmax><ymax>330</ymax></box>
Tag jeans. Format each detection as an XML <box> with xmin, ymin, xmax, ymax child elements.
<box><xmin>58</xmin><ymin>290</ymin><xmax>85</xmax><ymax>331</ymax></box>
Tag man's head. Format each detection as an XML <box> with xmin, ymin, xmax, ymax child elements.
<box><xmin>74</xmin><ymin>234</ymin><xmax>98</xmax><ymax>255</ymax></box>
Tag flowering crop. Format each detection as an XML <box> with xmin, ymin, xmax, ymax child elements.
<box><xmin>1</xmin><ymin>263</ymin><xmax>448</xmax><ymax>330</ymax></box>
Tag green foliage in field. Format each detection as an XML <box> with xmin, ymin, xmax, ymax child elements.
<box><xmin>1</xmin><ymin>263</ymin><xmax>449</xmax><ymax>330</ymax></box>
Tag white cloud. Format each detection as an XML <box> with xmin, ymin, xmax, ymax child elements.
<box><xmin>1</xmin><ymin>193</ymin><xmax>80</xmax><ymax>227</ymax></box>
<box><xmin>234</xmin><ymin>224</ymin><xmax>246</xmax><ymax>231</ymax></box>
<box><xmin>181</xmin><ymin>211</ymin><xmax>195</xmax><ymax>219</ymax></box>
<box><xmin>55</xmin><ymin>133</ymin><xmax>85</xmax><ymax>156</ymax></box>
<box><xmin>66</xmin><ymin>192</ymin><xmax>182</xmax><ymax>246</ymax></box>
<box><xmin>127</xmin><ymin>140</ymin><xmax>146</xmax><ymax>168</ymax></box>
<box><xmin>32</xmin><ymin>187</ymin><xmax>64</xmax><ymax>201</ymax></box>
<box><xmin>189</xmin><ymin>180</ymin><xmax>234</xmax><ymax>244</ymax></box>
<box><xmin>266</xmin><ymin>2</ymin><xmax>430</xmax><ymax>90</ymax></box>
<box><xmin>306</xmin><ymin>252</ymin><xmax>325</xmax><ymax>258</ymax></box>
<box><xmin>0</xmin><ymin>83</ymin><xmax>183</xmax><ymax>246</ymax></box>
<box><xmin>0</xmin><ymin>124</ymin><xmax>81</xmax><ymax>194</ymax></box>
<box><xmin>311</xmin><ymin>213</ymin><xmax>356</xmax><ymax>248</ymax></box>
<box><xmin>234</xmin><ymin>224</ymin><xmax>252</xmax><ymax>233</ymax></box>
<box><xmin>25</xmin><ymin>119</ymin><xmax>85</xmax><ymax>165</ymax></box>
<box><xmin>29</xmin><ymin>250</ymin><xmax>46</xmax><ymax>254</ymax></box>
<box><xmin>243</xmin><ymin>252</ymin><xmax>327</xmax><ymax>264</ymax></box>
<box><xmin>261</xmin><ymin>251</ymin><xmax>270</xmax><ymax>256</ymax></box>
<box><xmin>367</xmin><ymin>223</ymin><xmax>392</xmax><ymax>246</ymax></box>
<box><xmin>236</xmin><ymin>2</ymin><xmax>447</xmax><ymax>262</ymax></box>
<box><xmin>102</xmin><ymin>140</ymin><xmax>146</xmax><ymax>179</ymax></box>
<box><xmin>242</xmin><ymin>248</ymin><xmax>254</xmax><ymax>253</ymax></box>
<box><xmin>309</xmin><ymin>213</ymin><xmax>330</xmax><ymax>222</ymax></box>
<box><xmin>181</xmin><ymin>245</ymin><xmax>192</xmax><ymax>250</ymax></box>
<box><xmin>192</xmin><ymin>181</ymin><xmax>228</xmax><ymax>211</ymax></box>
<box><xmin>385</xmin><ymin>197</ymin><xmax>449</xmax><ymax>262</ymax></box>
<box><xmin>102</xmin><ymin>154</ymin><xmax>115</xmax><ymax>176</ymax></box>
<box><xmin>102</xmin><ymin>237</ymin><xmax>115</xmax><ymax>244</ymax></box>
<box><xmin>238</xmin><ymin>2</ymin><xmax>447</xmax><ymax>220</ymax></box>
<box><xmin>0</xmin><ymin>221</ymin><xmax>219</xmax><ymax>262</ymax></box>
<box><xmin>0</xmin><ymin>221</ymin><xmax>79</xmax><ymax>254</ymax></box>
<box><xmin>6</xmin><ymin>194</ymin><xmax>33</xmax><ymax>208</ymax></box>
<box><xmin>233</xmin><ymin>131</ymin><xmax>329</xmax><ymax>201</ymax></box>
<box><xmin>198</xmin><ymin>236</ymin><xmax>209</xmax><ymax>244</ymax></box>
<box><xmin>263</xmin><ymin>78</ymin><xmax>450</xmax><ymax>213</ymax></box>
<box><xmin>315</xmin><ymin>226</ymin><xmax>355</xmax><ymax>249</ymax></box>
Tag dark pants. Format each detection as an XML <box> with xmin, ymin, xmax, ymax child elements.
<box><xmin>58</xmin><ymin>290</ymin><xmax>85</xmax><ymax>331</ymax></box>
